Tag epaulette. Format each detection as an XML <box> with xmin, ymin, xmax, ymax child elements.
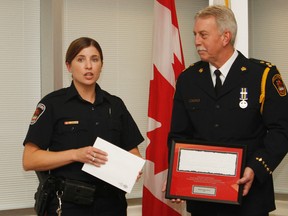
<box><xmin>43</xmin><ymin>87</ymin><xmax>67</xmax><ymax>99</ymax></box>
<box><xmin>249</xmin><ymin>58</ymin><xmax>275</xmax><ymax>68</ymax></box>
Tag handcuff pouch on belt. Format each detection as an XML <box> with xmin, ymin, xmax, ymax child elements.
<box><xmin>61</xmin><ymin>179</ymin><xmax>96</xmax><ymax>206</ymax></box>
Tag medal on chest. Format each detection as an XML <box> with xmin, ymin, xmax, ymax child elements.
<box><xmin>239</xmin><ymin>88</ymin><xmax>248</xmax><ymax>109</ymax></box>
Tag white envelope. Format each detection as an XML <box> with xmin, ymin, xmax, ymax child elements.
<box><xmin>82</xmin><ymin>137</ymin><xmax>146</xmax><ymax>193</ymax></box>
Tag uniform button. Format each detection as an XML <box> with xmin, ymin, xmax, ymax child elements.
<box><xmin>92</xmin><ymin>107</ymin><xmax>95</xmax><ymax>111</ymax></box>
<box><xmin>95</xmin><ymin>122</ymin><xmax>99</xmax><ymax>126</ymax></box>
<box><xmin>214</xmin><ymin>123</ymin><xmax>220</xmax><ymax>128</ymax></box>
<box><xmin>215</xmin><ymin>104</ymin><xmax>220</xmax><ymax>109</ymax></box>
<box><xmin>71</xmin><ymin>126</ymin><xmax>75</xmax><ymax>131</ymax></box>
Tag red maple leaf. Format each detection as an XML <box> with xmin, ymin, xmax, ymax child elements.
<box><xmin>146</xmin><ymin>65</ymin><xmax>176</xmax><ymax>174</ymax></box>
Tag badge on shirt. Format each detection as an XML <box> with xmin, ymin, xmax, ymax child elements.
<box><xmin>30</xmin><ymin>103</ymin><xmax>46</xmax><ymax>125</ymax></box>
<box><xmin>272</xmin><ymin>74</ymin><xmax>287</xmax><ymax>97</ymax></box>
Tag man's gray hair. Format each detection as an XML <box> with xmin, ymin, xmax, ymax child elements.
<box><xmin>195</xmin><ymin>5</ymin><xmax>238</xmax><ymax>45</ymax></box>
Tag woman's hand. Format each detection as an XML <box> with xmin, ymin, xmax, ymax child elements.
<box><xmin>74</xmin><ymin>145</ymin><xmax>108</xmax><ymax>167</ymax></box>
<box><xmin>23</xmin><ymin>142</ymin><xmax>108</xmax><ymax>171</ymax></box>
<box><xmin>136</xmin><ymin>170</ymin><xmax>143</xmax><ymax>182</ymax></box>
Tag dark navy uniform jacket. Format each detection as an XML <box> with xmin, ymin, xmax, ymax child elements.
<box><xmin>168</xmin><ymin>51</ymin><xmax>288</xmax><ymax>215</ymax></box>
<box><xmin>24</xmin><ymin>82</ymin><xmax>144</xmax><ymax>185</ymax></box>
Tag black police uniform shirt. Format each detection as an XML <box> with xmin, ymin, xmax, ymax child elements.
<box><xmin>168</xmin><ymin>51</ymin><xmax>288</xmax><ymax>215</ymax></box>
<box><xmin>24</xmin><ymin>82</ymin><xmax>144</xmax><ymax>184</ymax></box>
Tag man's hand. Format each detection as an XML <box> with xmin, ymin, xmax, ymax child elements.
<box><xmin>162</xmin><ymin>180</ymin><xmax>184</xmax><ymax>204</ymax></box>
<box><xmin>237</xmin><ymin>167</ymin><xmax>255</xmax><ymax>196</ymax></box>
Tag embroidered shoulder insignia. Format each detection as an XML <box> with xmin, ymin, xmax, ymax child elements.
<box><xmin>30</xmin><ymin>103</ymin><xmax>46</xmax><ymax>125</ymax></box>
<box><xmin>272</xmin><ymin>74</ymin><xmax>287</xmax><ymax>96</ymax></box>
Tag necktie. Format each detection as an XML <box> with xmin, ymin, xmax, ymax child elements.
<box><xmin>214</xmin><ymin>69</ymin><xmax>222</xmax><ymax>96</ymax></box>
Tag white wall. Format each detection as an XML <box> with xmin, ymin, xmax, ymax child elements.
<box><xmin>0</xmin><ymin>0</ymin><xmax>40</xmax><ymax>210</ymax></box>
<box><xmin>249</xmin><ymin>0</ymin><xmax>288</xmax><ymax>195</ymax></box>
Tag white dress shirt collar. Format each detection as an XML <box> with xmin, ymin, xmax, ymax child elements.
<box><xmin>210</xmin><ymin>50</ymin><xmax>239</xmax><ymax>85</ymax></box>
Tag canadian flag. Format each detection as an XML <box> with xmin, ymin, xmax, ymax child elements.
<box><xmin>142</xmin><ymin>0</ymin><xmax>185</xmax><ymax>215</ymax></box>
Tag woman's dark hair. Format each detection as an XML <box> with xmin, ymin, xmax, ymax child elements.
<box><xmin>65</xmin><ymin>37</ymin><xmax>103</xmax><ymax>64</ymax></box>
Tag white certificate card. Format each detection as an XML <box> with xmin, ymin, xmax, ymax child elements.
<box><xmin>82</xmin><ymin>137</ymin><xmax>145</xmax><ymax>193</ymax></box>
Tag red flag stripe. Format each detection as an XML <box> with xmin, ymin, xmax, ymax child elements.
<box><xmin>143</xmin><ymin>0</ymin><xmax>185</xmax><ymax>215</ymax></box>
<box><xmin>143</xmin><ymin>186</ymin><xmax>181</xmax><ymax>216</ymax></box>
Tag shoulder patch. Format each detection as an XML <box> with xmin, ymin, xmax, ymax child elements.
<box><xmin>272</xmin><ymin>74</ymin><xmax>287</xmax><ymax>96</ymax></box>
<box><xmin>30</xmin><ymin>103</ymin><xmax>46</xmax><ymax>125</ymax></box>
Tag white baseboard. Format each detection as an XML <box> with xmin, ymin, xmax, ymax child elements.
<box><xmin>127</xmin><ymin>205</ymin><xmax>142</xmax><ymax>216</ymax></box>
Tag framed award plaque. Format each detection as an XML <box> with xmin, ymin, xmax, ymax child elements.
<box><xmin>166</xmin><ymin>140</ymin><xmax>246</xmax><ymax>205</ymax></box>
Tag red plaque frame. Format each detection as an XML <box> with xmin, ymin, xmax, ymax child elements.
<box><xmin>166</xmin><ymin>140</ymin><xmax>246</xmax><ymax>205</ymax></box>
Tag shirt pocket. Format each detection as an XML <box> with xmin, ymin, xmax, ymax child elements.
<box><xmin>184</xmin><ymin>100</ymin><xmax>209</xmax><ymax>126</ymax></box>
<box><xmin>225</xmin><ymin>99</ymin><xmax>262</xmax><ymax>134</ymax></box>
<box><xmin>108</xmin><ymin>119</ymin><xmax>122</xmax><ymax>146</ymax></box>
<box><xmin>186</xmin><ymin>103</ymin><xmax>201</xmax><ymax>112</ymax></box>
<box><xmin>229</xmin><ymin>98</ymin><xmax>260</xmax><ymax>114</ymax></box>
<box><xmin>53</xmin><ymin>121</ymin><xmax>89</xmax><ymax>149</ymax></box>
